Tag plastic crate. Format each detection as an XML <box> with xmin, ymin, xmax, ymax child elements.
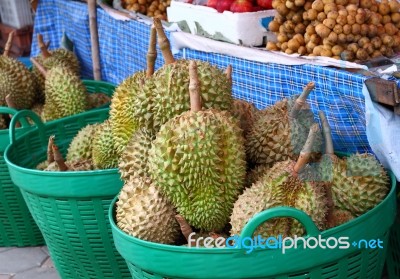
<box><xmin>109</xmin><ymin>153</ymin><xmax>397</xmax><ymax>279</ymax></box>
<box><xmin>4</xmin><ymin>109</ymin><xmax>130</xmax><ymax>279</ymax></box>
<box><xmin>0</xmin><ymin>0</ymin><xmax>34</xmax><ymax>29</ymax></box>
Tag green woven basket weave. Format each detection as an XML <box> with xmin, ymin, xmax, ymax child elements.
<box><xmin>386</xmin><ymin>196</ymin><xmax>400</xmax><ymax>279</ymax></box>
<box><xmin>4</xmin><ymin>109</ymin><xmax>130</xmax><ymax>279</ymax></box>
<box><xmin>109</xmin><ymin>154</ymin><xmax>397</xmax><ymax>279</ymax></box>
<box><xmin>0</xmin><ymin>107</ymin><xmax>44</xmax><ymax>247</ymax></box>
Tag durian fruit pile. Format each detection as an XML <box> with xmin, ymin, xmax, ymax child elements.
<box><xmin>0</xmin><ymin>32</ymin><xmax>111</xmax><ymax>128</ymax></box>
<box><xmin>41</xmin><ymin>18</ymin><xmax>390</xmax><ymax>246</ymax></box>
<box><xmin>121</xmin><ymin>0</ymin><xmax>171</xmax><ymax>21</ymax></box>
<box><xmin>36</xmin><ymin>120</ymin><xmax>119</xmax><ymax>172</ymax></box>
<box><xmin>266</xmin><ymin>0</ymin><xmax>400</xmax><ymax>62</ymax></box>
<box><xmin>112</xmin><ymin>19</ymin><xmax>389</xmax><ymax>245</ymax></box>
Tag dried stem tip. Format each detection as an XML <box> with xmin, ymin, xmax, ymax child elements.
<box><xmin>189</xmin><ymin>61</ymin><xmax>202</xmax><ymax>113</ymax></box>
<box><xmin>37</xmin><ymin>34</ymin><xmax>52</xmax><ymax>59</ymax></box>
<box><xmin>30</xmin><ymin>57</ymin><xmax>48</xmax><ymax>77</ymax></box>
<box><xmin>47</xmin><ymin>135</ymin><xmax>55</xmax><ymax>164</ymax></box>
<box><xmin>3</xmin><ymin>31</ymin><xmax>15</xmax><ymax>57</ymax></box>
<box><xmin>225</xmin><ymin>65</ymin><xmax>232</xmax><ymax>83</ymax></box>
<box><xmin>52</xmin><ymin>143</ymin><xmax>69</xmax><ymax>171</ymax></box>
<box><xmin>5</xmin><ymin>94</ymin><xmax>17</xmax><ymax>110</ymax></box>
<box><xmin>290</xmin><ymin>81</ymin><xmax>315</xmax><ymax>119</ymax></box>
<box><xmin>319</xmin><ymin>111</ymin><xmax>334</xmax><ymax>156</ymax></box>
<box><xmin>153</xmin><ymin>17</ymin><xmax>175</xmax><ymax>65</ymax></box>
<box><xmin>146</xmin><ymin>26</ymin><xmax>157</xmax><ymax>77</ymax></box>
<box><xmin>175</xmin><ymin>214</ymin><xmax>195</xmax><ymax>245</ymax></box>
<box><xmin>293</xmin><ymin>123</ymin><xmax>319</xmax><ymax>174</ymax></box>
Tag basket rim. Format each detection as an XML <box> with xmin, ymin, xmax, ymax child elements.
<box><xmin>4</xmin><ymin>107</ymin><xmax>118</xmax><ymax>177</ymax></box>
<box><xmin>109</xmin><ymin>152</ymin><xmax>397</xmax><ymax>254</ymax></box>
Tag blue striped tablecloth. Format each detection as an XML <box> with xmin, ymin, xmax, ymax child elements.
<box><xmin>31</xmin><ymin>0</ymin><xmax>375</xmax><ymax>154</ymax></box>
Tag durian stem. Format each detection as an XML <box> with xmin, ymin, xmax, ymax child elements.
<box><xmin>293</xmin><ymin>123</ymin><xmax>319</xmax><ymax>174</ymax></box>
<box><xmin>30</xmin><ymin>57</ymin><xmax>48</xmax><ymax>78</ymax></box>
<box><xmin>323</xmin><ymin>184</ymin><xmax>335</xmax><ymax>226</ymax></box>
<box><xmin>189</xmin><ymin>61</ymin><xmax>202</xmax><ymax>112</ymax></box>
<box><xmin>289</xmin><ymin>82</ymin><xmax>315</xmax><ymax>119</ymax></box>
<box><xmin>318</xmin><ymin>110</ymin><xmax>335</xmax><ymax>225</ymax></box>
<box><xmin>5</xmin><ymin>94</ymin><xmax>17</xmax><ymax>110</ymax></box>
<box><xmin>153</xmin><ymin>18</ymin><xmax>175</xmax><ymax>65</ymax></box>
<box><xmin>47</xmin><ymin>135</ymin><xmax>55</xmax><ymax>164</ymax></box>
<box><xmin>175</xmin><ymin>214</ymin><xmax>195</xmax><ymax>246</ymax></box>
<box><xmin>318</xmin><ymin>111</ymin><xmax>334</xmax><ymax>155</ymax></box>
<box><xmin>146</xmin><ymin>26</ymin><xmax>157</xmax><ymax>77</ymax></box>
<box><xmin>52</xmin><ymin>142</ymin><xmax>69</xmax><ymax>171</ymax></box>
<box><xmin>3</xmin><ymin>31</ymin><xmax>15</xmax><ymax>57</ymax></box>
<box><xmin>225</xmin><ymin>65</ymin><xmax>232</xmax><ymax>83</ymax></box>
<box><xmin>37</xmin><ymin>34</ymin><xmax>52</xmax><ymax>59</ymax></box>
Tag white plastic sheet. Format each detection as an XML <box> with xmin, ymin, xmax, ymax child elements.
<box><xmin>363</xmin><ymin>83</ymin><xmax>400</xmax><ymax>181</ymax></box>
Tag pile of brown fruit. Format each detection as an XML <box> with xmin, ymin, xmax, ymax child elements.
<box><xmin>121</xmin><ymin>0</ymin><xmax>170</xmax><ymax>20</ymax></box>
<box><xmin>266</xmin><ymin>0</ymin><xmax>400</xmax><ymax>61</ymax></box>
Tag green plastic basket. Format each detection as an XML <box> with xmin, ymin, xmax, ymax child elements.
<box><xmin>4</xmin><ymin>109</ymin><xmax>130</xmax><ymax>279</ymax></box>
<box><xmin>109</xmin><ymin>155</ymin><xmax>397</xmax><ymax>279</ymax></box>
<box><xmin>386</xmin><ymin>194</ymin><xmax>400</xmax><ymax>279</ymax></box>
<box><xmin>0</xmin><ymin>107</ymin><xmax>44</xmax><ymax>247</ymax></box>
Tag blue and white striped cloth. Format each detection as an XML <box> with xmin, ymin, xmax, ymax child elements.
<box><xmin>31</xmin><ymin>0</ymin><xmax>372</xmax><ymax>154</ymax></box>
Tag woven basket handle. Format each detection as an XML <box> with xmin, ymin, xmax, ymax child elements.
<box><xmin>9</xmin><ymin>110</ymin><xmax>45</xmax><ymax>144</ymax></box>
<box><xmin>0</xmin><ymin>107</ymin><xmax>31</xmax><ymax>127</ymax></box>
<box><xmin>240</xmin><ymin>206</ymin><xmax>320</xmax><ymax>239</ymax></box>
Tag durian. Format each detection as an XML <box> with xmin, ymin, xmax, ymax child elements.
<box><xmin>0</xmin><ymin>115</ymin><xmax>8</xmax><ymax>129</ymax></box>
<box><xmin>231</xmin><ymin>98</ymin><xmax>258</xmax><ymax>138</ymax></box>
<box><xmin>31</xmin><ymin>58</ymin><xmax>87</xmax><ymax>121</ymax></box>
<box><xmin>118</xmin><ymin>128</ymin><xmax>155</xmax><ymax>182</ymax></box>
<box><xmin>30</xmin><ymin>102</ymin><xmax>44</xmax><ymax>120</ymax></box>
<box><xmin>116</xmin><ymin>176</ymin><xmax>180</xmax><ymax>244</ymax></box>
<box><xmin>109</xmin><ymin>26</ymin><xmax>157</xmax><ymax>154</ymax></box>
<box><xmin>230</xmin><ymin>173</ymin><xmax>288</xmax><ymax>238</ymax></box>
<box><xmin>317</xmin><ymin>111</ymin><xmax>390</xmax><ymax>217</ymax></box>
<box><xmin>32</xmin><ymin>34</ymin><xmax>80</xmax><ymax>101</ymax></box>
<box><xmin>86</xmin><ymin>93</ymin><xmax>111</xmax><ymax>110</ymax></box>
<box><xmin>175</xmin><ymin>215</ymin><xmax>228</xmax><ymax>247</ymax></box>
<box><xmin>245</xmin><ymin>82</ymin><xmax>322</xmax><ymax>168</ymax></box>
<box><xmin>230</xmin><ymin>124</ymin><xmax>327</xmax><ymax>238</ymax></box>
<box><xmin>66</xmin><ymin>124</ymin><xmax>99</xmax><ymax>162</ymax></box>
<box><xmin>148</xmin><ymin>61</ymin><xmax>246</xmax><ymax>232</ymax></box>
<box><xmin>109</xmin><ymin>73</ymin><xmax>144</xmax><ymax>154</ymax></box>
<box><xmin>92</xmin><ymin>120</ymin><xmax>119</xmax><ymax>169</ymax></box>
<box><xmin>44</xmin><ymin>159</ymin><xmax>94</xmax><ymax>172</ymax></box>
<box><xmin>132</xmin><ymin>18</ymin><xmax>233</xmax><ymax>132</ymax></box>
<box><xmin>245</xmin><ymin>164</ymin><xmax>270</xmax><ymax>188</ymax></box>
<box><xmin>326</xmin><ymin>208</ymin><xmax>354</xmax><ymax>229</ymax></box>
<box><xmin>40</xmin><ymin>136</ymin><xmax>94</xmax><ymax>171</ymax></box>
<box><xmin>0</xmin><ymin>32</ymin><xmax>36</xmax><ymax>109</ymax></box>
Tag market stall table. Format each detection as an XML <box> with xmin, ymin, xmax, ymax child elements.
<box><xmin>30</xmin><ymin>0</ymin><xmax>400</xmax><ymax>179</ymax></box>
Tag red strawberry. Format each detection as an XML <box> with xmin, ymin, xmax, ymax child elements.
<box><xmin>230</xmin><ymin>0</ymin><xmax>254</xmax><ymax>12</ymax></box>
<box><xmin>216</xmin><ymin>0</ymin><xmax>235</xmax><ymax>12</ymax></box>
<box><xmin>256</xmin><ymin>0</ymin><xmax>273</xmax><ymax>9</ymax></box>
